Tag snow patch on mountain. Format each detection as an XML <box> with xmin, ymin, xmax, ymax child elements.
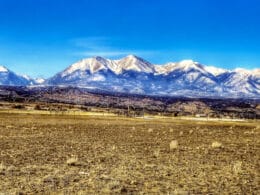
<box><xmin>0</xmin><ymin>66</ymin><xmax>32</xmax><ymax>86</ymax></box>
<box><xmin>1</xmin><ymin>55</ymin><xmax>260</xmax><ymax>98</ymax></box>
<box><xmin>88</xmin><ymin>74</ymin><xmax>106</xmax><ymax>82</ymax></box>
<box><xmin>62</xmin><ymin>57</ymin><xmax>108</xmax><ymax>76</ymax></box>
<box><xmin>117</xmin><ymin>55</ymin><xmax>154</xmax><ymax>73</ymax></box>
<box><xmin>34</xmin><ymin>78</ymin><xmax>45</xmax><ymax>84</ymax></box>
<box><xmin>45</xmin><ymin>55</ymin><xmax>260</xmax><ymax>98</ymax></box>
<box><xmin>0</xmin><ymin>65</ymin><xmax>8</xmax><ymax>72</ymax></box>
<box><xmin>175</xmin><ymin>60</ymin><xmax>205</xmax><ymax>72</ymax></box>
<box><xmin>155</xmin><ymin>60</ymin><xmax>209</xmax><ymax>75</ymax></box>
<box><xmin>204</xmin><ymin>66</ymin><xmax>227</xmax><ymax>76</ymax></box>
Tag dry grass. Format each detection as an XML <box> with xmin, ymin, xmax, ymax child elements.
<box><xmin>173</xmin><ymin>189</ymin><xmax>189</xmax><ymax>195</ymax></box>
<box><xmin>0</xmin><ymin>113</ymin><xmax>259</xmax><ymax>194</ymax></box>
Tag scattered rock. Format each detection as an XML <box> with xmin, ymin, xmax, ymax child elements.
<box><xmin>170</xmin><ymin>140</ymin><xmax>178</xmax><ymax>150</ymax></box>
<box><xmin>211</xmin><ymin>141</ymin><xmax>222</xmax><ymax>148</ymax></box>
<box><xmin>148</xmin><ymin>128</ymin><xmax>153</xmax><ymax>133</ymax></box>
<box><xmin>233</xmin><ymin>161</ymin><xmax>242</xmax><ymax>174</ymax></box>
<box><xmin>0</xmin><ymin>162</ymin><xmax>6</xmax><ymax>175</ymax></box>
<box><xmin>153</xmin><ymin>149</ymin><xmax>160</xmax><ymax>158</ymax></box>
<box><xmin>66</xmin><ymin>157</ymin><xmax>79</xmax><ymax>166</ymax></box>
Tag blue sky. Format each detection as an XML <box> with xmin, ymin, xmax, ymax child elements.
<box><xmin>0</xmin><ymin>0</ymin><xmax>259</xmax><ymax>78</ymax></box>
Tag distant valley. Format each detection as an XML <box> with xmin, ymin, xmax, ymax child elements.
<box><xmin>0</xmin><ymin>85</ymin><xmax>259</xmax><ymax>119</ymax></box>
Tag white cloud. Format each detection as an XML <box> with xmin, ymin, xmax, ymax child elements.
<box><xmin>70</xmin><ymin>36</ymin><xmax>155</xmax><ymax>58</ymax></box>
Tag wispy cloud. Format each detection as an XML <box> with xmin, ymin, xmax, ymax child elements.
<box><xmin>71</xmin><ymin>37</ymin><xmax>111</xmax><ymax>50</ymax></box>
<box><xmin>70</xmin><ymin>37</ymin><xmax>155</xmax><ymax>58</ymax></box>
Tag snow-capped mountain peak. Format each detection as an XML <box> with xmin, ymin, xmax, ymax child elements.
<box><xmin>154</xmin><ymin>63</ymin><xmax>176</xmax><ymax>75</ymax></box>
<box><xmin>234</xmin><ymin>68</ymin><xmax>252</xmax><ymax>75</ymax></box>
<box><xmin>1</xmin><ymin>55</ymin><xmax>259</xmax><ymax>98</ymax></box>
<box><xmin>61</xmin><ymin>55</ymin><xmax>156</xmax><ymax>77</ymax></box>
<box><xmin>178</xmin><ymin>59</ymin><xmax>197</xmax><ymax>66</ymax></box>
<box><xmin>34</xmin><ymin>78</ymin><xmax>45</xmax><ymax>84</ymax></box>
<box><xmin>0</xmin><ymin>65</ymin><xmax>32</xmax><ymax>86</ymax></box>
<box><xmin>62</xmin><ymin>56</ymin><xmax>110</xmax><ymax>76</ymax></box>
<box><xmin>155</xmin><ymin>60</ymin><xmax>207</xmax><ymax>75</ymax></box>
<box><xmin>176</xmin><ymin>60</ymin><xmax>206</xmax><ymax>73</ymax></box>
<box><xmin>117</xmin><ymin>55</ymin><xmax>154</xmax><ymax>73</ymax></box>
<box><xmin>46</xmin><ymin>55</ymin><xmax>259</xmax><ymax>98</ymax></box>
<box><xmin>251</xmin><ymin>69</ymin><xmax>260</xmax><ymax>77</ymax></box>
<box><xmin>0</xmin><ymin>65</ymin><xmax>8</xmax><ymax>72</ymax></box>
<box><xmin>232</xmin><ymin>68</ymin><xmax>260</xmax><ymax>77</ymax></box>
<box><xmin>204</xmin><ymin>66</ymin><xmax>228</xmax><ymax>76</ymax></box>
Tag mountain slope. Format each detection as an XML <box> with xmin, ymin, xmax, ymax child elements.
<box><xmin>1</xmin><ymin>56</ymin><xmax>259</xmax><ymax>98</ymax></box>
<box><xmin>218</xmin><ymin>69</ymin><xmax>260</xmax><ymax>96</ymax></box>
<box><xmin>0</xmin><ymin>65</ymin><xmax>32</xmax><ymax>86</ymax></box>
<box><xmin>116</xmin><ymin>55</ymin><xmax>155</xmax><ymax>73</ymax></box>
<box><xmin>46</xmin><ymin>56</ymin><xmax>156</xmax><ymax>94</ymax></box>
<box><xmin>46</xmin><ymin>56</ymin><xmax>260</xmax><ymax>98</ymax></box>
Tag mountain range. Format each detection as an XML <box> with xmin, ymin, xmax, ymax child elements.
<box><xmin>1</xmin><ymin>55</ymin><xmax>260</xmax><ymax>98</ymax></box>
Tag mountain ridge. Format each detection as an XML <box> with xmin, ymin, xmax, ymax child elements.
<box><xmin>1</xmin><ymin>56</ymin><xmax>259</xmax><ymax>98</ymax></box>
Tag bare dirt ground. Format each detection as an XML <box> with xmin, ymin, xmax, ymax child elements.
<box><xmin>0</xmin><ymin>113</ymin><xmax>259</xmax><ymax>194</ymax></box>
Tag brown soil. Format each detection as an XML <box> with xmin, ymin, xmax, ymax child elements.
<box><xmin>0</xmin><ymin>113</ymin><xmax>259</xmax><ymax>194</ymax></box>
